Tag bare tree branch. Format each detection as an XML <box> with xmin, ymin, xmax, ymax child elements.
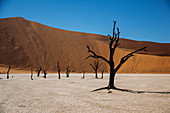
<box><xmin>112</xmin><ymin>28</ymin><xmax>120</xmax><ymax>55</ymax></box>
<box><xmin>98</xmin><ymin>63</ymin><xmax>103</xmax><ymax>69</ymax></box>
<box><xmin>109</xmin><ymin>35</ymin><xmax>115</xmax><ymax>49</ymax></box>
<box><xmin>109</xmin><ymin>23</ymin><xmax>120</xmax><ymax>63</ymax></box>
<box><xmin>90</xmin><ymin>64</ymin><xmax>95</xmax><ymax>70</ymax></box>
<box><xmin>86</xmin><ymin>45</ymin><xmax>110</xmax><ymax>64</ymax></box>
<box><xmin>113</xmin><ymin>20</ymin><xmax>116</xmax><ymax>39</ymax></box>
<box><xmin>115</xmin><ymin>47</ymin><xmax>147</xmax><ymax>72</ymax></box>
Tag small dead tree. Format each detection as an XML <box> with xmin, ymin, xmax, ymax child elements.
<box><xmin>43</xmin><ymin>69</ymin><xmax>47</xmax><ymax>79</ymax></box>
<box><xmin>86</xmin><ymin>21</ymin><xmax>147</xmax><ymax>90</ymax></box>
<box><xmin>101</xmin><ymin>68</ymin><xmax>105</xmax><ymax>79</ymax></box>
<box><xmin>66</xmin><ymin>66</ymin><xmax>71</xmax><ymax>78</ymax></box>
<box><xmin>82</xmin><ymin>72</ymin><xmax>85</xmax><ymax>79</ymax></box>
<box><xmin>57</xmin><ymin>61</ymin><xmax>61</xmax><ymax>79</ymax></box>
<box><xmin>31</xmin><ymin>68</ymin><xmax>33</xmax><ymax>80</ymax></box>
<box><xmin>35</xmin><ymin>67</ymin><xmax>42</xmax><ymax>77</ymax></box>
<box><xmin>90</xmin><ymin>60</ymin><xmax>102</xmax><ymax>79</ymax></box>
<box><xmin>7</xmin><ymin>65</ymin><xmax>11</xmax><ymax>79</ymax></box>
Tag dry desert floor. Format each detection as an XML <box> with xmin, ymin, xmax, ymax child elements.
<box><xmin>0</xmin><ymin>74</ymin><xmax>170</xmax><ymax>113</ymax></box>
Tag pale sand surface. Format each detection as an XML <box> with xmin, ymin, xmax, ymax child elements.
<box><xmin>0</xmin><ymin>74</ymin><xmax>170</xmax><ymax>113</ymax></box>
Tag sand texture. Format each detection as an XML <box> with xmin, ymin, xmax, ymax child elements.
<box><xmin>0</xmin><ymin>17</ymin><xmax>170</xmax><ymax>73</ymax></box>
<box><xmin>0</xmin><ymin>74</ymin><xmax>170</xmax><ymax>113</ymax></box>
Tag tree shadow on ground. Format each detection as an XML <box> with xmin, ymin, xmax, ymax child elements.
<box><xmin>92</xmin><ymin>86</ymin><xmax>170</xmax><ymax>94</ymax></box>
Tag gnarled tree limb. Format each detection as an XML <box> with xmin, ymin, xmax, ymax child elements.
<box><xmin>86</xmin><ymin>45</ymin><xmax>110</xmax><ymax>64</ymax></box>
<box><xmin>115</xmin><ymin>47</ymin><xmax>147</xmax><ymax>72</ymax></box>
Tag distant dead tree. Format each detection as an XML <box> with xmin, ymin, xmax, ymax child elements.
<box><xmin>90</xmin><ymin>60</ymin><xmax>102</xmax><ymax>79</ymax></box>
<box><xmin>7</xmin><ymin>65</ymin><xmax>11</xmax><ymax>79</ymax></box>
<box><xmin>57</xmin><ymin>61</ymin><xmax>61</xmax><ymax>79</ymax></box>
<box><xmin>35</xmin><ymin>67</ymin><xmax>42</xmax><ymax>77</ymax></box>
<box><xmin>82</xmin><ymin>72</ymin><xmax>85</xmax><ymax>79</ymax></box>
<box><xmin>66</xmin><ymin>66</ymin><xmax>71</xmax><ymax>78</ymax></box>
<box><xmin>101</xmin><ymin>68</ymin><xmax>105</xmax><ymax>79</ymax></box>
<box><xmin>31</xmin><ymin>68</ymin><xmax>33</xmax><ymax>80</ymax></box>
<box><xmin>86</xmin><ymin>21</ymin><xmax>147</xmax><ymax>90</ymax></box>
<box><xmin>43</xmin><ymin>69</ymin><xmax>47</xmax><ymax>79</ymax></box>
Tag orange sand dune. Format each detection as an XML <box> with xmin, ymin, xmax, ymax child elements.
<box><xmin>0</xmin><ymin>17</ymin><xmax>170</xmax><ymax>73</ymax></box>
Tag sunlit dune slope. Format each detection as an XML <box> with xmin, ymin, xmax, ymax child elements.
<box><xmin>0</xmin><ymin>17</ymin><xmax>170</xmax><ymax>73</ymax></box>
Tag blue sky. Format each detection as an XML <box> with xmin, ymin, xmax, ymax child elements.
<box><xmin>0</xmin><ymin>0</ymin><xmax>170</xmax><ymax>43</ymax></box>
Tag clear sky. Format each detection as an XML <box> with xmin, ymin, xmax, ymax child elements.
<box><xmin>0</xmin><ymin>0</ymin><xmax>170</xmax><ymax>43</ymax></box>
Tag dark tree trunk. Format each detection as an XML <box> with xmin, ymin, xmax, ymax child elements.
<box><xmin>101</xmin><ymin>72</ymin><xmax>103</xmax><ymax>79</ymax></box>
<box><xmin>82</xmin><ymin>72</ymin><xmax>85</xmax><ymax>79</ymax></box>
<box><xmin>108</xmin><ymin>67</ymin><xmax>116</xmax><ymax>89</ymax></box>
<box><xmin>37</xmin><ymin>71</ymin><xmax>40</xmax><ymax>77</ymax></box>
<box><xmin>95</xmin><ymin>71</ymin><xmax>98</xmax><ymax>79</ymax></box>
<box><xmin>57</xmin><ymin>61</ymin><xmax>61</xmax><ymax>79</ymax></box>
<box><xmin>31</xmin><ymin>68</ymin><xmax>33</xmax><ymax>80</ymax></box>
<box><xmin>7</xmin><ymin>65</ymin><xmax>11</xmax><ymax>79</ymax></box>
<box><xmin>65</xmin><ymin>66</ymin><xmax>71</xmax><ymax>78</ymax></box>
<box><xmin>7</xmin><ymin>72</ymin><xmax>9</xmax><ymax>79</ymax></box>
<box><xmin>58</xmin><ymin>71</ymin><xmax>61</xmax><ymax>79</ymax></box>
<box><xmin>66</xmin><ymin>73</ymin><xmax>69</xmax><ymax>78</ymax></box>
<box><xmin>101</xmin><ymin>68</ymin><xmax>105</xmax><ymax>79</ymax></box>
<box><xmin>43</xmin><ymin>70</ymin><xmax>47</xmax><ymax>79</ymax></box>
<box><xmin>36</xmin><ymin>67</ymin><xmax>42</xmax><ymax>77</ymax></box>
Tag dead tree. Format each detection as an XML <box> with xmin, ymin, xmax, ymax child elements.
<box><xmin>86</xmin><ymin>21</ymin><xmax>147</xmax><ymax>90</ymax></box>
<box><xmin>43</xmin><ymin>69</ymin><xmax>47</xmax><ymax>79</ymax></box>
<box><xmin>82</xmin><ymin>72</ymin><xmax>85</xmax><ymax>79</ymax></box>
<box><xmin>90</xmin><ymin>60</ymin><xmax>102</xmax><ymax>79</ymax></box>
<box><xmin>66</xmin><ymin>66</ymin><xmax>71</xmax><ymax>78</ymax></box>
<box><xmin>57</xmin><ymin>61</ymin><xmax>61</xmax><ymax>79</ymax></box>
<box><xmin>101</xmin><ymin>68</ymin><xmax>105</xmax><ymax>79</ymax></box>
<box><xmin>7</xmin><ymin>65</ymin><xmax>11</xmax><ymax>79</ymax></box>
<box><xmin>35</xmin><ymin>67</ymin><xmax>42</xmax><ymax>77</ymax></box>
<box><xmin>31</xmin><ymin>68</ymin><xmax>33</xmax><ymax>80</ymax></box>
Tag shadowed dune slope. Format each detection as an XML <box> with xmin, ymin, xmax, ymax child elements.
<box><xmin>0</xmin><ymin>17</ymin><xmax>170</xmax><ymax>73</ymax></box>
